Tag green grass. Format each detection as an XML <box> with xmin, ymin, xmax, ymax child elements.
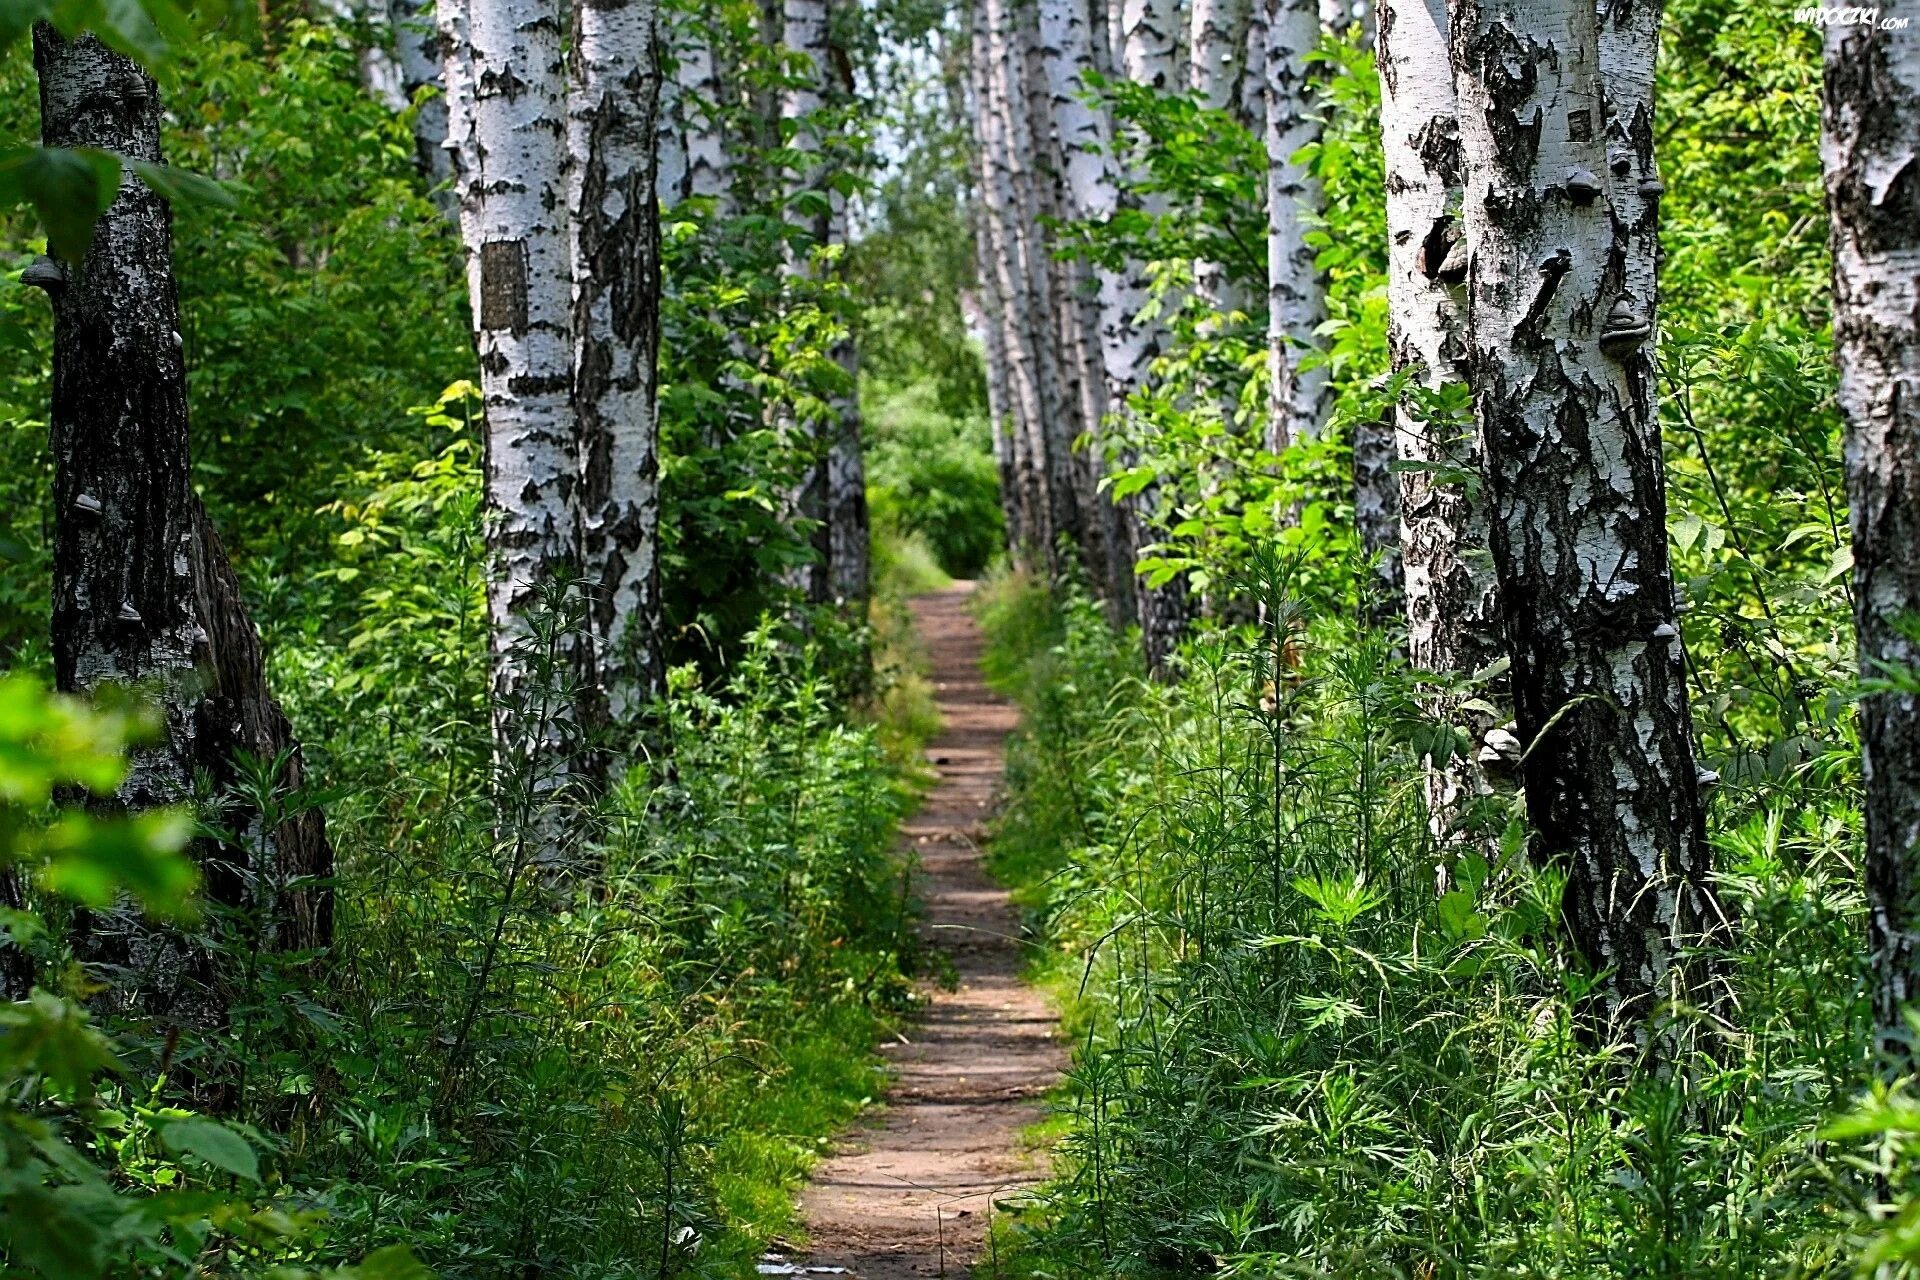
<box><xmin>711</xmin><ymin>1001</ymin><xmax>893</xmax><ymax>1265</ymax></box>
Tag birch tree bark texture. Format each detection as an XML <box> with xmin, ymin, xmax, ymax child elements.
<box><xmin>569</xmin><ymin>0</ymin><xmax>666</xmax><ymax>747</ymax></box>
<box><xmin>1452</xmin><ymin>0</ymin><xmax>1721</xmax><ymax>1031</ymax></box>
<box><xmin>34</xmin><ymin>28</ymin><xmax>332</xmax><ymax>1021</ymax></box>
<box><xmin>1262</xmin><ymin>0</ymin><xmax>1330</xmax><ymax>457</ymax></box>
<box><xmin>1376</xmin><ymin>0</ymin><xmax>1504</xmax><ymax>839</ymax></box>
<box><xmin>1189</xmin><ymin>0</ymin><xmax>1253</xmax><ymax>335</ymax></box>
<box><xmin>1036</xmin><ymin>0</ymin><xmax>1139</xmax><ymax>618</ymax></box>
<box><xmin>823</xmin><ymin>8</ymin><xmax>870</xmax><ymax>614</ymax></box>
<box><xmin>779</xmin><ymin>0</ymin><xmax>841</xmax><ymax>607</ymax></box>
<box><xmin>1821</xmin><ymin>0</ymin><xmax>1920</xmax><ymax>1057</ymax></box>
<box><xmin>972</xmin><ymin>0</ymin><xmax>1055</xmax><ymax>567</ymax></box>
<box><xmin>1120</xmin><ymin>0</ymin><xmax>1195</xmax><ymax>673</ymax></box>
<box><xmin>442</xmin><ymin>0</ymin><xmax>581</xmax><ymax>774</ymax></box>
<box><xmin>996</xmin><ymin>0</ymin><xmax>1084</xmax><ymax>575</ymax></box>
<box><xmin>657</xmin><ymin>18</ymin><xmax>733</xmax><ymax>210</ymax></box>
<box><xmin>388</xmin><ymin>0</ymin><xmax>452</xmax><ymax>184</ymax></box>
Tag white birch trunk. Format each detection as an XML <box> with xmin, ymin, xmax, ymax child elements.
<box><xmin>391</xmin><ymin>0</ymin><xmax>452</xmax><ymax>183</ymax></box>
<box><xmin>1262</xmin><ymin>0</ymin><xmax>1329</xmax><ymax>454</ymax></box>
<box><xmin>1120</xmin><ymin>0</ymin><xmax>1194</xmax><ymax>668</ymax></box>
<box><xmin>442</xmin><ymin>0</ymin><xmax>579</xmax><ymax>763</ymax></box>
<box><xmin>657</xmin><ymin>20</ymin><xmax>732</xmax><ymax>209</ymax></box>
<box><xmin>1453</xmin><ymin>0</ymin><xmax>1718</xmax><ymax>1028</ymax></box>
<box><xmin>1002</xmin><ymin>0</ymin><xmax>1084</xmax><ymax>570</ymax></box>
<box><xmin>1038</xmin><ymin>0</ymin><xmax>1147</xmax><ymax>418</ymax></box>
<box><xmin>780</xmin><ymin>0</ymin><xmax>835</xmax><ymax>602</ymax></box>
<box><xmin>569</xmin><ymin>0</ymin><xmax>664</xmax><ymax>736</ymax></box>
<box><xmin>1190</xmin><ymin>0</ymin><xmax>1254</xmax><ymax>621</ymax></box>
<box><xmin>1377</xmin><ymin>0</ymin><xmax>1502</xmax><ymax>838</ymax></box>
<box><xmin>973</xmin><ymin>0</ymin><xmax>1054</xmax><ymax>562</ymax></box>
<box><xmin>1821</xmin><ymin>0</ymin><xmax>1920</xmax><ymax>1052</ymax></box>
<box><xmin>1190</xmin><ymin>0</ymin><xmax>1249</xmax><ymax>106</ymax></box>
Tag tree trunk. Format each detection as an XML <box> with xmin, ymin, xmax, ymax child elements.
<box><xmin>1350</xmin><ymin>409</ymin><xmax>1401</xmax><ymax>617</ymax></box>
<box><xmin>972</xmin><ymin>0</ymin><xmax>1054</xmax><ymax>565</ymax></box>
<box><xmin>1001</xmin><ymin>0</ymin><xmax>1085</xmax><ymax>574</ymax></box>
<box><xmin>441</xmin><ymin>0</ymin><xmax>580</xmax><ymax>775</ymax></box>
<box><xmin>1119</xmin><ymin>0</ymin><xmax>1194</xmax><ymax>671</ymax></box>
<box><xmin>1036</xmin><ymin>0</ymin><xmax>1138</xmax><ymax>617</ymax></box>
<box><xmin>388</xmin><ymin>0</ymin><xmax>452</xmax><ymax>184</ymax></box>
<box><xmin>779</xmin><ymin>0</ymin><xmax>838</xmax><ymax>605</ymax></box>
<box><xmin>1376</xmin><ymin>0</ymin><xmax>1503</xmax><ymax>841</ymax></box>
<box><xmin>569</xmin><ymin>0</ymin><xmax>665</xmax><ymax>749</ymax></box>
<box><xmin>1452</xmin><ymin>0</ymin><xmax>1720</xmax><ymax>1030</ymax></box>
<box><xmin>827</xmin><ymin>321</ymin><xmax>871</xmax><ymax>609</ymax></box>
<box><xmin>1822</xmin><ymin>0</ymin><xmax>1920</xmax><ymax>1058</ymax></box>
<box><xmin>658</xmin><ymin>22</ymin><xmax>733</xmax><ymax>210</ymax></box>
<box><xmin>35</xmin><ymin>28</ymin><xmax>331</xmax><ymax>1021</ymax></box>
<box><xmin>1261</xmin><ymin>0</ymin><xmax>1329</xmax><ymax>456</ymax></box>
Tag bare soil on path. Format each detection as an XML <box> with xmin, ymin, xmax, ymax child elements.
<box><xmin>772</xmin><ymin>584</ymin><xmax>1064</xmax><ymax>1279</ymax></box>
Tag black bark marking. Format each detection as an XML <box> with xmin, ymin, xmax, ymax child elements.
<box><xmin>480</xmin><ymin>238</ymin><xmax>530</xmax><ymax>331</ymax></box>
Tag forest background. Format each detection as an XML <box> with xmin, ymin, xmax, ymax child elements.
<box><xmin>0</xmin><ymin>0</ymin><xmax>1910</xmax><ymax>1277</ymax></box>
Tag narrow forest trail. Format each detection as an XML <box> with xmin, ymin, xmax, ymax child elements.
<box><xmin>773</xmin><ymin>584</ymin><xmax>1064</xmax><ymax>1278</ymax></box>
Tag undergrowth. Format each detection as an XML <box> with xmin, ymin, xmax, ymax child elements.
<box><xmin>974</xmin><ymin>563</ymin><xmax>1920</xmax><ymax>1279</ymax></box>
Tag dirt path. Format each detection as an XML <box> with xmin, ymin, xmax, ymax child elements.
<box><xmin>770</xmin><ymin>584</ymin><xmax>1064</xmax><ymax>1279</ymax></box>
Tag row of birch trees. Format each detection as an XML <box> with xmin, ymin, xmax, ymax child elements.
<box><xmin>23</xmin><ymin>0</ymin><xmax>879</xmax><ymax>1020</ymax></box>
<box><xmin>969</xmin><ymin>0</ymin><xmax>1920</xmax><ymax>1052</ymax></box>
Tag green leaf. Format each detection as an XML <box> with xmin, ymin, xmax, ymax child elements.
<box><xmin>0</xmin><ymin>1183</ymin><xmax>117</xmax><ymax>1279</ymax></box>
<box><xmin>0</xmin><ymin>990</ymin><xmax>120</xmax><ymax>1097</ymax></box>
<box><xmin>36</xmin><ymin>808</ymin><xmax>196</xmax><ymax>917</ymax></box>
<box><xmin>161</xmin><ymin>1117</ymin><xmax>260</xmax><ymax>1183</ymax></box>
<box><xmin>0</xmin><ymin>146</ymin><xmax>122</xmax><ymax>263</ymax></box>
<box><xmin>1436</xmin><ymin>890</ymin><xmax>1488</xmax><ymax>942</ymax></box>
<box><xmin>125</xmin><ymin>159</ymin><xmax>236</xmax><ymax>209</ymax></box>
<box><xmin>0</xmin><ymin>0</ymin><xmax>51</xmax><ymax>55</ymax></box>
<box><xmin>332</xmin><ymin>1245</ymin><xmax>435</xmax><ymax>1280</ymax></box>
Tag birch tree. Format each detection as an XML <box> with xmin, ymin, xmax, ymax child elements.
<box><xmin>1119</xmin><ymin>0</ymin><xmax>1195</xmax><ymax>669</ymax></box>
<box><xmin>33</xmin><ymin>27</ymin><xmax>331</xmax><ymax>1018</ymax></box>
<box><xmin>994</xmin><ymin>0</ymin><xmax>1082</xmax><ymax>572</ymax></box>
<box><xmin>1261</xmin><ymin>0</ymin><xmax>1329</xmax><ymax>456</ymax></box>
<box><xmin>1452</xmin><ymin>0</ymin><xmax>1719</xmax><ymax>1027</ymax></box>
<box><xmin>388</xmin><ymin>0</ymin><xmax>451</xmax><ymax>183</ymax></box>
<box><xmin>1036</xmin><ymin>0</ymin><xmax>1139</xmax><ymax>615</ymax></box>
<box><xmin>569</xmin><ymin>0</ymin><xmax>665</xmax><ymax>741</ymax></box>
<box><xmin>1189</xmin><ymin>0</ymin><xmax>1252</xmax><ymax>320</ymax></box>
<box><xmin>1376</xmin><ymin>0</ymin><xmax>1502</xmax><ymax>833</ymax></box>
<box><xmin>971</xmin><ymin>0</ymin><xmax>1058</xmax><ymax>564</ymax></box>
<box><xmin>1821</xmin><ymin>0</ymin><xmax>1920</xmax><ymax>1055</ymax></box>
<box><xmin>658</xmin><ymin>19</ymin><xmax>733</xmax><ymax>210</ymax></box>
<box><xmin>441</xmin><ymin>0</ymin><xmax>579</xmax><ymax>767</ymax></box>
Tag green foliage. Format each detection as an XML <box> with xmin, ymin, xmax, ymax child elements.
<box><xmin>0</xmin><ymin>676</ymin><xmax>426</xmax><ymax>1280</ymax></box>
<box><xmin>865</xmin><ymin>382</ymin><xmax>1002</xmax><ymax>579</ymax></box>
<box><xmin>977</xmin><ymin>564</ymin><xmax>1882</xmax><ymax>1277</ymax></box>
<box><xmin>969</xmin><ymin>6</ymin><xmax>1894</xmax><ymax>1272</ymax></box>
<box><xmin>0</xmin><ymin>5</ymin><xmax>962</xmax><ymax>1274</ymax></box>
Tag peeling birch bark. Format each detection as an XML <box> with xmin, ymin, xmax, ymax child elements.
<box><xmin>1452</xmin><ymin>0</ymin><xmax>1719</xmax><ymax>1029</ymax></box>
<box><xmin>570</xmin><ymin>0</ymin><xmax>665</xmax><ymax>742</ymax></box>
<box><xmin>1376</xmin><ymin>0</ymin><xmax>1502</xmax><ymax>837</ymax></box>
<box><xmin>35</xmin><ymin>28</ymin><xmax>331</xmax><ymax>1020</ymax></box>
<box><xmin>1822</xmin><ymin>0</ymin><xmax>1920</xmax><ymax>1056</ymax></box>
